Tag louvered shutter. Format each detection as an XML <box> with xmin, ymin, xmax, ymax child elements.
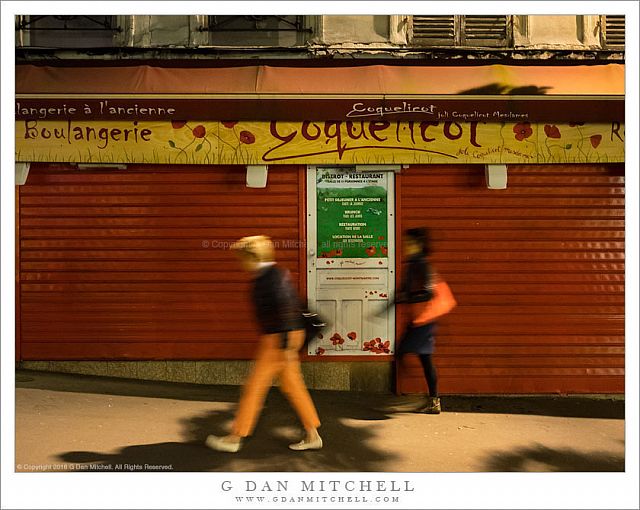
<box><xmin>461</xmin><ymin>15</ymin><xmax>509</xmax><ymax>47</ymax></box>
<box><xmin>602</xmin><ymin>15</ymin><xmax>625</xmax><ymax>48</ymax></box>
<box><xmin>411</xmin><ymin>16</ymin><xmax>456</xmax><ymax>46</ymax></box>
<box><xmin>410</xmin><ymin>15</ymin><xmax>510</xmax><ymax>47</ymax></box>
<box><xmin>396</xmin><ymin>164</ymin><xmax>625</xmax><ymax>395</ymax></box>
<box><xmin>18</xmin><ymin>164</ymin><xmax>305</xmax><ymax>361</ymax></box>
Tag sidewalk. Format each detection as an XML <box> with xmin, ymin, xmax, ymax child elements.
<box><xmin>14</xmin><ymin>370</ymin><xmax>624</xmax><ymax>473</ymax></box>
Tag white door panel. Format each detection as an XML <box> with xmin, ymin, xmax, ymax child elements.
<box><xmin>307</xmin><ymin>166</ymin><xmax>395</xmax><ymax>356</ymax></box>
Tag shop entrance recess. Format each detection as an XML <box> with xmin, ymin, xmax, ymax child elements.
<box><xmin>306</xmin><ymin>166</ymin><xmax>396</xmax><ymax>356</ymax></box>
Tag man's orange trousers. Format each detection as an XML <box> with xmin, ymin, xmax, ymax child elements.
<box><xmin>232</xmin><ymin>329</ymin><xmax>321</xmax><ymax>437</ymax></box>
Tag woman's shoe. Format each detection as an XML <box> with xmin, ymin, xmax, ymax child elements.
<box><xmin>419</xmin><ymin>397</ymin><xmax>441</xmax><ymax>414</ymax></box>
<box><xmin>289</xmin><ymin>436</ymin><xmax>323</xmax><ymax>451</ymax></box>
<box><xmin>378</xmin><ymin>396</ymin><xmax>429</xmax><ymax>413</ymax></box>
<box><xmin>205</xmin><ymin>435</ymin><xmax>242</xmax><ymax>453</ymax></box>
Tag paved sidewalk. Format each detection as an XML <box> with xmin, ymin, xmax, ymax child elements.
<box><xmin>14</xmin><ymin>370</ymin><xmax>624</xmax><ymax>472</ymax></box>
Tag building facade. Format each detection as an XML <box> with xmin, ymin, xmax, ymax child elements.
<box><xmin>15</xmin><ymin>14</ymin><xmax>625</xmax><ymax>394</ymax></box>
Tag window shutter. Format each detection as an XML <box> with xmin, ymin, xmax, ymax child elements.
<box><xmin>16</xmin><ymin>15</ymin><xmax>119</xmax><ymax>48</ymax></box>
<box><xmin>461</xmin><ymin>15</ymin><xmax>509</xmax><ymax>47</ymax></box>
<box><xmin>411</xmin><ymin>15</ymin><xmax>456</xmax><ymax>46</ymax></box>
<box><xmin>602</xmin><ymin>15</ymin><xmax>625</xmax><ymax>48</ymax></box>
<box><xmin>410</xmin><ymin>15</ymin><xmax>510</xmax><ymax>47</ymax></box>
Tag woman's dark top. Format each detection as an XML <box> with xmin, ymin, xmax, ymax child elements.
<box><xmin>252</xmin><ymin>264</ymin><xmax>304</xmax><ymax>339</ymax></box>
<box><xmin>396</xmin><ymin>253</ymin><xmax>433</xmax><ymax>304</ymax></box>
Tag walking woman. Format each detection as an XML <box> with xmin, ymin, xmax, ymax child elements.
<box><xmin>395</xmin><ymin>227</ymin><xmax>455</xmax><ymax>414</ymax></box>
<box><xmin>206</xmin><ymin>235</ymin><xmax>322</xmax><ymax>453</ymax></box>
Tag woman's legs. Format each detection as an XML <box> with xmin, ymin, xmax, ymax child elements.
<box><xmin>417</xmin><ymin>353</ymin><xmax>441</xmax><ymax>414</ymax></box>
<box><xmin>418</xmin><ymin>353</ymin><xmax>438</xmax><ymax>397</ymax></box>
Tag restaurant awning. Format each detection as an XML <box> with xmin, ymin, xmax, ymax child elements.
<box><xmin>15</xmin><ymin>63</ymin><xmax>624</xmax><ymax>122</ymax></box>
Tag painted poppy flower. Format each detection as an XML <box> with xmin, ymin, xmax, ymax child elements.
<box><xmin>222</xmin><ymin>121</ymin><xmax>238</xmax><ymax>128</ymax></box>
<box><xmin>192</xmin><ymin>125</ymin><xmax>206</xmax><ymax>138</ymax></box>
<box><xmin>330</xmin><ymin>333</ymin><xmax>345</xmax><ymax>346</ymax></box>
<box><xmin>316</xmin><ymin>347</ymin><xmax>325</xmax><ymax>355</ymax></box>
<box><xmin>513</xmin><ymin>122</ymin><xmax>533</xmax><ymax>141</ymax></box>
<box><xmin>347</xmin><ymin>331</ymin><xmax>357</xmax><ymax>340</ymax></box>
<box><xmin>381</xmin><ymin>246</ymin><xmax>388</xmax><ymax>256</ymax></box>
<box><xmin>240</xmin><ymin>131</ymin><xmax>256</xmax><ymax>144</ymax></box>
<box><xmin>544</xmin><ymin>124</ymin><xmax>561</xmax><ymax>139</ymax></box>
<box><xmin>365</xmin><ymin>246</ymin><xmax>377</xmax><ymax>257</ymax></box>
<box><xmin>364</xmin><ymin>338</ymin><xmax>390</xmax><ymax>354</ymax></box>
<box><xmin>590</xmin><ymin>134</ymin><xmax>602</xmax><ymax>148</ymax></box>
<box><xmin>171</xmin><ymin>120</ymin><xmax>187</xmax><ymax>129</ymax></box>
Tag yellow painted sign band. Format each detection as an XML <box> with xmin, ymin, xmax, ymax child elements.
<box><xmin>15</xmin><ymin>120</ymin><xmax>624</xmax><ymax>165</ymax></box>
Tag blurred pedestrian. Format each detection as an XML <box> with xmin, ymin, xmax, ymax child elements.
<box><xmin>394</xmin><ymin>227</ymin><xmax>456</xmax><ymax>414</ymax></box>
<box><xmin>206</xmin><ymin>235</ymin><xmax>322</xmax><ymax>453</ymax></box>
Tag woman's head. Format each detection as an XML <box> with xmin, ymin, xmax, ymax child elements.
<box><xmin>231</xmin><ymin>235</ymin><xmax>275</xmax><ymax>271</ymax></box>
<box><xmin>404</xmin><ymin>227</ymin><xmax>431</xmax><ymax>257</ymax></box>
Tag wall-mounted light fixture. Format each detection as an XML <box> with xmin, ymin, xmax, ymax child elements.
<box><xmin>355</xmin><ymin>164</ymin><xmax>402</xmax><ymax>173</ymax></box>
<box><xmin>485</xmin><ymin>164</ymin><xmax>508</xmax><ymax>189</ymax></box>
<box><xmin>76</xmin><ymin>163</ymin><xmax>128</xmax><ymax>170</ymax></box>
<box><xmin>246</xmin><ymin>165</ymin><xmax>268</xmax><ymax>188</ymax></box>
<box><xmin>15</xmin><ymin>162</ymin><xmax>31</xmax><ymax>185</ymax></box>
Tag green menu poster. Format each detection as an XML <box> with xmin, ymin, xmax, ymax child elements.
<box><xmin>316</xmin><ymin>169</ymin><xmax>388</xmax><ymax>258</ymax></box>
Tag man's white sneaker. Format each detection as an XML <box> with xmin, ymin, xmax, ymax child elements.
<box><xmin>288</xmin><ymin>436</ymin><xmax>323</xmax><ymax>451</ymax></box>
<box><xmin>205</xmin><ymin>435</ymin><xmax>241</xmax><ymax>453</ymax></box>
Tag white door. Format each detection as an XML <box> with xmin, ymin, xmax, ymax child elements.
<box><xmin>306</xmin><ymin>166</ymin><xmax>396</xmax><ymax>356</ymax></box>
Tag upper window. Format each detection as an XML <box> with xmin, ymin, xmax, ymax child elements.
<box><xmin>200</xmin><ymin>15</ymin><xmax>312</xmax><ymax>47</ymax></box>
<box><xmin>601</xmin><ymin>15</ymin><xmax>624</xmax><ymax>49</ymax></box>
<box><xmin>15</xmin><ymin>15</ymin><xmax>120</xmax><ymax>48</ymax></box>
<box><xmin>409</xmin><ymin>15</ymin><xmax>511</xmax><ymax>48</ymax></box>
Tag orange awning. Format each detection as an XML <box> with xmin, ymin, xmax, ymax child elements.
<box><xmin>15</xmin><ymin>63</ymin><xmax>624</xmax><ymax>122</ymax></box>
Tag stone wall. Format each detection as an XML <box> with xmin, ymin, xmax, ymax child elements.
<box><xmin>19</xmin><ymin>361</ymin><xmax>393</xmax><ymax>392</ymax></box>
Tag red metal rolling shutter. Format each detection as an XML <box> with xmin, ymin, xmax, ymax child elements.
<box><xmin>396</xmin><ymin>164</ymin><xmax>624</xmax><ymax>394</ymax></box>
<box><xmin>18</xmin><ymin>164</ymin><xmax>304</xmax><ymax>360</ymax></box>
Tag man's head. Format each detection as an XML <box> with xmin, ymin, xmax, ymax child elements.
<box><xmin>231</xmin><ymin>235</ymin><xmax>275</xmax><ymax>271</ymax></box>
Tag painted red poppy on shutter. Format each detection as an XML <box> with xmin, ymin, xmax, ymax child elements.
<box><xmin>590</xmin><ymin>134</ymin><xmax>602</xmax><ymax>148</ymax></box>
